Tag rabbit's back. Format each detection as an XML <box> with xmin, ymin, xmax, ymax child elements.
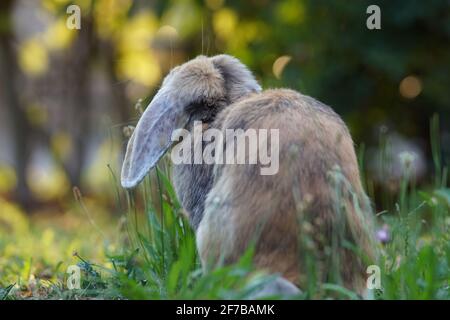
<box><xmin>197</xmin><ymin>89</ymin><xmax>375</xmax><ymax>294</ymax></box>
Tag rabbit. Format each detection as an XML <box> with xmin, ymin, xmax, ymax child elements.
<box><xmin>121</xmin><ymin>54</ymin><xmax>377</xmax><ymax>297</ymax></box>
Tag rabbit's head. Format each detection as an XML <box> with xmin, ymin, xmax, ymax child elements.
<box><xmin>121</xmin><ymin>55</ymin><xmax>261</xmax><ymax>188</ymax></box>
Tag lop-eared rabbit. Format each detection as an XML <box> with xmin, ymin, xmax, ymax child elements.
<box><xmin>121</xmin><ymin>55</ymin><xmax>376</xmax><ymax>297</ymax></box>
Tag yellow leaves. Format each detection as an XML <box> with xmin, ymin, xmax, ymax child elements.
<box><xmin>0</xmin><ymin>166</ymin><xmax>17</xmax><ymax>193</ymax></box>
<box><xmin>276</xmin><ymin>0</ymin><xmax>305</xmax><ymax>25</ymax></box>
<box><xmin>117</xmin><ymin>11</ymin><xmax>158</xmax><ymax>52</ymax></box>
<box><xmin>0</xmin><ymin>199</ymin><xmax>30</xmax><ymax>235</ymax></box>
<box><xmin>94</xmin><ymin>0</ymin><xmax>133</xmax><ymax>39</ymax></box>
<box><xmin>19</xmin><ymin>15</ymin><xmax>76</xmax><ymax>76</ymax></box>
<box><xmin>212</xmin><ymin>7</ymin><xmax>265</xmax><ymax>61</ymax></box>
<box><xmin>115</xmin><ymin>11</ymin><xmax>161</xmax><ymax>88</ymax></box>
<box><xmin>43</xmin><ymin>19</ymin><xmax>76</xmax><ymax>50</ymax></box>
<box><xmin>213</xmin><ymin>8</ymin><xmax>238</xmax><ymax>40</ymax></box>
<box><xmin>18</xmin><ymin>39</ymin><xmax>49</xmax><ymax>76</ymax></box>
<box><xmin>117</xmin><ymin>51</ymin><xmax>161</xmax><ymax>87</ymax></box>
<box><xmin>273</xmin><ymin>55</ymin><xmax>292</xmax><ymax>79</ymax></box>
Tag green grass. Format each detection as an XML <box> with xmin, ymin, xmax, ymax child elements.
<box><xmin>0</xmin><ymin>116</ymin><xmax>449</xmax><ymax>300</ymax></box>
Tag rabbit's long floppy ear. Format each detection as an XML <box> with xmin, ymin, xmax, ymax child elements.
<box><xmin>121</xmin><ymin>89</ymin><xmax>188</xmax><ymax>189</ymax></box>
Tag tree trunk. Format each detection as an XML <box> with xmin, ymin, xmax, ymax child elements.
<box><xmin>0</xmin><ymin>0</ymin><xmax>35</xmax><ymax>209</ymax></box>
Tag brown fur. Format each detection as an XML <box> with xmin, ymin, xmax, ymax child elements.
<box><xmin>121</xmin><ymin>55</ymin><xmax>377</xmax><ymax>296</ymax></box>
<box><xmin>193</xmin><ymin>89</ymin><xmax>376</xmax><ymax>294</ymax></box>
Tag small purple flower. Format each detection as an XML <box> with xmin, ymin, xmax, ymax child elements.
<box><xmin>376</xmin><ymin>224</ymin><xmax>390</xmax><ymax>244</ymax></box>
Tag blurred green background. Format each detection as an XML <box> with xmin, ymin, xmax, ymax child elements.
<box><xmin>0</xmin><ymin>0</ymin><xmax>449</xmax><ymax>212</ymax></box>
<box><xmin>0</xmin><ymin>0</ymin><xmax>449</xmax><ymax>299</ymax></box>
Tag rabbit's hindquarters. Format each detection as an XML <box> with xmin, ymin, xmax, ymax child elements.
<box><xmin>197</xmin><ymin>89</ymin><xmax>376</xmax><ymax>295</ymax></box>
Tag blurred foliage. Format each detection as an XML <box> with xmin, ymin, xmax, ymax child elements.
<box><xmin>0</xmin><ymin>0</ymin><xmax>449</xmax><ymax>300</ymax></box>
<box><xmin>1</xmin><ymin>0</ymin><xmax>449</xmax><ymax>205</ymax></box>
<box><xmin>14</xmin><ymin>0</ymin><xmax>450</xmax><ymax>120</ymax></box>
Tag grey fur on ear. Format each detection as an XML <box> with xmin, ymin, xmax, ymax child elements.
<box><xmin>121</xmin><ymin>89</ymin><xmax>189</xmax><ymax>189</ymax></box>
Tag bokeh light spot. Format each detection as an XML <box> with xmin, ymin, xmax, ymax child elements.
<box><xmin>18</xmin><ymin>39</ymin><xmax>49</xmax><ymax>76</ymax></box>
<box><xmin>213</xmin><ymin>8</ymin><xmax>238</xmax><ymax>40</ymax></box>
<box><xmin>273</xmin><ymin>55</ymin><xmax>292</xmax><ymax>79</ymax></box>
<box><xmin>399</xmin><ymin>75</ymin><xmax>422</xmax><ymax>99</ymax></box>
